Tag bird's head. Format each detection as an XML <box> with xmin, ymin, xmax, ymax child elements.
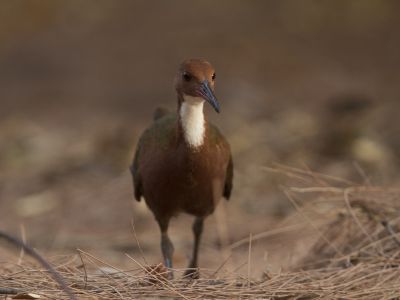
<box><xmin>175</xmin><ymin>58</ymin><xmax>220</xmax><ymax>113</ymax></box>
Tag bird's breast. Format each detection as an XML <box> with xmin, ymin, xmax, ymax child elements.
<box><xmin>141</xmin><ymin>141</ymin><xmax>227</xmax><ymax>216</ymax></box>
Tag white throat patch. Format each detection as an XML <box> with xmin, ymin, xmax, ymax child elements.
<box><xmin>180</xmin><ymin>95</ymin><xmax>205</xmax><ymax>148</ymax></box>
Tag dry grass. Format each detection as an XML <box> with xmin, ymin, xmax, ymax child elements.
<box><xmin>1</xmin><ymin>166</ymin><xmax>400</xmax><ymax>299</ymax></box>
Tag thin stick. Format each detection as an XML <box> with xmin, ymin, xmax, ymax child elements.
<box><xmin>284</xmin><ymin>190</ymin><xmax>343</xmax><ymax>257</ymax></box>
<box><xmin>0</xmin><ymin>230</ymin><xmax>77</xmax><ymax>300</ymax></box>
<box><xmin>211</xmin><ymin>252</ymin><xmax>232</xmax><ymax>277</ymax></box>
<box><xmin>302</xmin><ymin>162</ymin><xmax>329</xmax><ymax>187</ymax></box>
<box><xmin>353</xmin><ymin>161</ymin><xmax>372</xmax><ymax>186</ymax></box>
<box><xmin>270</xmin><ymin>163</ymin><xmax>356</xmax><ymax>184</ymax></box>
<box><xmin>77</xmin><ymin>249</ymin><xmax>125</xmax><ymax>274</ymax></box>
<box><xmin>0</xmin><ymin>288</ymin><xmax>21</xmax><ymax>295</ymax></box>
<box><xmin>381</xmin><ymin>220</ymin><xmax>400</xmax><ymax>247</ymax></box>
<box><xmin>247</xmin><ymin>233</ymin><xmax>252</xmax><ymax>287</ymax></box>
<box><xmin>17</xmin><ymin>224</ymin><xmax>26</xmax><ymax>266</ymax></box>
<box><xmin>77</xmin><ymin>250</ymin><xmax>88</xmax><ymax>290</ymax></box>
<box><xmin>229</xmin><ymin>223</ymin><xmax>303</xmax><ymax>249</ymax></box>
<box><xmin>343</xmin><ymin>188</ymin><xmax>375</xmax><ymax>245</ymax></box>
<box><xmin>130</xmin><ymin>218</ymin><xmax>148</xmax><ymax>265</ymax></box>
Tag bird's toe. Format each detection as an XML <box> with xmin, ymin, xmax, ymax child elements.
<box><xmin>183</xmin><ymin>268</ymin><xmax>200</xmax><ymax>279</ymax></box>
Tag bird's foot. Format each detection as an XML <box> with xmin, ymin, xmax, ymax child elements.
<box><xmin>183</xmin><ymin>268</ymin><xmax>200</xmax><ymax>279</ymax></box>
<box><xmin>163</xmin><ymin>259</ymin><xmax>174</xmax><ymax>280</ymax></box>
<box><xmin>166</xmin><ymin>270</ymin><xmax>174</xmax><ymax>280</ymax></box>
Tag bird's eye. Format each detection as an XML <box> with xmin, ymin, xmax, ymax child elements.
<box><xmin>211</xmin><ymin>73</ymin><xmax>216</xmax><ymax>81</ymax></box>
<box><xmin>183</xmin><ymin>72</ymin><xmax>192</xmax><ymax>82</ymax></box>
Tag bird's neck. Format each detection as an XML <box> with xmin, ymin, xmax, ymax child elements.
<box><xmin>178</xmin><ymin>94</ymin><xmax>206</xmax><ymax>148</ymax></box>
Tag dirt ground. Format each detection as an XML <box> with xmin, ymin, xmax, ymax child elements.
<box><xmin>1</xmin><ymin>1</ymin><xmax>400</xmax><ymax>280</ymax></box>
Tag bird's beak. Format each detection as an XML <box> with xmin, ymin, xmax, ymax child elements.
<box><xmin>198</xmin><ymin>81</ymin><xmax>220</xmax><ymax>113</ymax></box>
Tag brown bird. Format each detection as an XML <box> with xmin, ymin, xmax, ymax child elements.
<box><xmin>130</xmin><ymin>58</ymin><xmax>233</xmax><ymax>278</ymax></box>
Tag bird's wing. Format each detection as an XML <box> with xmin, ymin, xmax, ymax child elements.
<box><xmin>130</xmin><ymin>142</ymin><xmax>143</xmax><ymax>202</ymax></box>
<box><xmin>223</xmin><ymin>153</ymin><xmax>233</xmax><ymax>200</ymax></box>
<box><xmin>209</xmin><ymin>123</ymin><xmax>234</xmax><ymax>201</ymax></box>
<box><xmin>130</xmin><ymin>112</ymin><xmax>177</xmax><ymax>202</ymax></box>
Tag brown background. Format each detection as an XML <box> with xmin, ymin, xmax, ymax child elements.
<box><xmin>1</xmin><ymin>1</ymin><xmax>399</xmax><ymax>276</ymax></box>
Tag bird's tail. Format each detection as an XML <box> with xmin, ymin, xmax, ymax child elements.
<box><xmin>153</xmin><ymin>107</ymin><xmax>170</xmax><ymax>121</ymax></box>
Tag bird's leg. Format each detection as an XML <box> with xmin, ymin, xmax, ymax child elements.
<box><xmin>184</xmin><ymin>217</ymin><xmax>204</xmax><ymax>279</ymax></box>
<box><xmin>158</xmin><ymin>219</ymin><xmax>174</xmax><ymax>279</ymax></box>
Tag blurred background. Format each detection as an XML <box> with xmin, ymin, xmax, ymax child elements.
<box><xmin>1</xmin><ymin>0</ymin><xmax>399</xmax><ymax>276</ymax></box>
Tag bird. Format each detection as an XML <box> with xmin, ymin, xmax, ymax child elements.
<box><xmin>130</xmin><ymin>58</ymin><xmax>233</xmax><ymax>279</ymax></box>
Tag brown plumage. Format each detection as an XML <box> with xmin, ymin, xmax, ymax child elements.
<box><xmin>130</xmin><ymin>58</ymin><xmax>233</xmax><ymax>278</ymax></box>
